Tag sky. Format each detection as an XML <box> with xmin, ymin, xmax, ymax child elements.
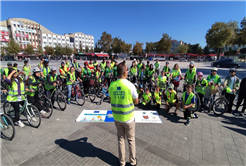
<box><xmin>1</xmin><ymin>1</ymin><xmax>246</xmax><ymax>48</ymax></box>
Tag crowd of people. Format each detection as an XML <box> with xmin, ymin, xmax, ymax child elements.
<box><xmin>1</xmin><ymin>58</ymin><xmax>245</xmax><ymax>128</ymax></box>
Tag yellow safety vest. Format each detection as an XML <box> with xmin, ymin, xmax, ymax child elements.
<box><xmin>7</xmin><ymin>80</ymin><xmax>25</xmax><ymax>102</ymax></box>
<box><xmin>165</xmin><ymin>90</ymin><xmax>177</xmax><ymax>104</ymax></box>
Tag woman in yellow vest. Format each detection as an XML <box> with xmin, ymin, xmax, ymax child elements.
<box><xmin>163</xmin><ymin>84</ymin><xmax>179</xmax><ymax>115</ymax></box>
<box><xmin>170</xmin><ymin>63</ymin><xmax>183</xmax><ymax>91</ymax></box>
<box><xmin>22</xmin><ymin>60</ymin><xmax>31</xmax><ymax>79</ymax></box>
<box><xmin>182</xmin><ymin>84</ymin><xmax>198</xmax><ymax>126</ymax></box>
<box><xmin>4</xmin><ymin>68</ymin><xmax>33</xmax><ymax>128</ymax></box>
<box><xmin>42</xmin><ymin>59</ymin><xmax>50</xmax><ymax>78</ymax></box>
<box><xmin>130</xmin><ymin>61</ymin><xmax>137</xmax><ymax>83</ymax></box>
<box><xmin>59</xmin><ymin>62</ymin><xmax>68</xmax><ymax>86</ymax></box>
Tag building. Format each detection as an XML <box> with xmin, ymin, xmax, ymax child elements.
<box><xmin>171</xmin><ymin>39</ymin><xmax>184</xmax><ymax>53</ymax></box>
<box><xmin>0</xmin><ymin>18</ymin><xmax>94</xmax><ymax>52</ymax></box>
<box><xmin>0</xmin><ymin>25</ymin><xmax>9</xmax><ymax>47</ymax></box>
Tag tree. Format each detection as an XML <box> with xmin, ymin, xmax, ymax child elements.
<box><xmin>132</xmin><ymin>41</ymin><xmax>143</xmax><ymax>55</ymax></box>
<box><xmin>156</xmin><ymin>33</ymin><xmax>172</xmax><ymax>53</ymax></box>
<box><xmin>55</xmin><ymin>44</ymin><xmax>64</xmax><ymax>56</ymax></box>
<box><xmin>73</xmin><ymin>45</ymin><xmax>77</xmax><ymax>54</ymax></box>
<box><xmin>240</xmin><ymin>48</ymin><xmax>246</xmax><ymax>54</ymax></box>
<box><xmin>176</xmin><ymin>45</ymin><xmax>189</xmax><ymax>54</ymax></box>
<box><xmin>79</xmin><ymin>41</ymin><xmax>83</xmax><ymax>53</ymax></box>
<box><xmin>45</xmin><ymin>46</ymin><xmax>55</xmax><ymax>55</ymax></box>
<box><xmin>203</xmin><ymin>45</ymin><xmax>211</xmax><ymax>54</ymax></box>
<box><xmin>98</xmin><ymin>31</ymin><xmax>112</xmax><ymax>52</ymax></box>
<box><xmin>24</xmin><ymin>44</ymin><xmax>35</xmax><ymax>55</ymax></box>
<box><xmin>85</xmin><ymin>45</ymin><xmax>89</xmax><ymax>53</ymax></box>
<box><xmin>37</xmin><ymin>45</ymin><xmax>43</xmax><ymax>55</ymax></box>
<box><xmin>111</xmin><ymin>37</ymin><xmax>124</xmax><ymax>55</ymax></box>
<box><xmin>1</xmin><ymin>46</ymin><xmax>6</xmax><ymax>56</ymax></box>
<box><xmin>63</xmin><ymin>46</ymin><xmax>73</xmax><ymax>56</ymax></box>
<box><xmin>124</xmin><ymin>43</ymin><xmax>132</xmax><ymax>54</ymax></box>
<box><xmin>206</xmin><ymin>21</ymin><xmax>238</xmax><ymax>59</ymax></box>
<box><xmin>187</xmin><ymin>43</ymin><xmax>203</xmax><ymax>54</ymax></box>
<box><xmin>6</xmin><ymin>39</ymin><xmax>20</xmax><ymax>55</ymax></box>
<box><xmin>90</xmin><ymin>47</ymin><xmax>94</xmax><ymax>53</ymax></box>
<box><xmin>145</xmin><ymin>42</ymin><xmax>155</xmax><ymax>53</ymax></box>
<box><xmin>94</xmin><ymin>42</ymin><xmax>101</xmax><ymax>52</ymax></box>
<box><xmin>234</xmin><ymin>27</ymin><xmax>246</xmax><ymax>47</ymax></box>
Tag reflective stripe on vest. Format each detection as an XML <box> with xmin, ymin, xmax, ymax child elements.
<box><xmin>130</xmin><ymin>67</ymin><xmax>137</xmax><ymax>76</ymax></box>
<box><xmin>165</xmin><ymin>90</ymin><xmax>176</xmax><ymax>103</ymax></box>
<box><xmin>109</xmin><ymin>79</ymin><xmax>135</xmax><ymax>122</ymax></box>
<box><xmin>195</xmin><ymin>79</ymin><xmax>207</xmax><ymax>95</ymax></box>
<box><xmin>186</xmin><ymin>70</ymin><xmax>196</xmax><ymax>84</ymax></box>
<box><xmin>7</xmin><ymin>81</ymin><xmax>25</xmax><ymax>102</ymax></box>
<box><xmin>163</xmin><ymin>66</ymin><xmax>170</xmax><ymax>77</ymax></box>
<box><xmin>207</xmin><ymin>74</ymin><xmax>219</xmax><ymax>84</ymax></box>
<box><xmin>23</xmin><ymin>65</ymin><xmax>31</xmax><ymax>75</ymax></box>
<box><xmin>155</xmin><ymin>62</ymin><xmax>160</xmax><ymax>69</ymax></box>
<box><xmin>73</xmin><ymin>62</ymin><xmax>79</xmax><ymax>69</ymax></box>
<box><xmin>27</xmin><ymin>76</ymin><xmax>39</xmax><ymax>96</ymax></box>
<box><xmin>59</xmin><ymin>66</ymin><xmax>67</xmax><ymax>78</ymax></box>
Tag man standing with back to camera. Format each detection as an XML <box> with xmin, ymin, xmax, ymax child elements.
<box><xmin>108</xmin><ymin>62</ymin><xmax>139</xmax><ymax>166</ymax></box>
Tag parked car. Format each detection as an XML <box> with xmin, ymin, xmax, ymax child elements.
<box><xmin>180</xmin><ymin>58</ymin><xmax>187</xmax><ymax>62</ymax></box>
<box><xmin>211</xmin><ymin>59</ymin><xmax>240</xmax><ymax>68</ymax></box>
<box><xmin>153</xmin><ymin>57</ymin><xmax>165</xmax><ymax>61</ymax></box>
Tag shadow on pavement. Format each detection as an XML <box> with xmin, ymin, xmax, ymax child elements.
<box><xmin>223</xmin><ymin>126</ymin><xmax>246</xmax><ymax>136</ymax></box>
<box><xmin>54</xmin><ymin>137</ymin><xmax>119</xmax><ymax>165</ymax></box>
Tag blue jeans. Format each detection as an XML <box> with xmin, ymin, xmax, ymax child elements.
<box><xmin>67</xmin><ymin>84</ymin><xmax>75</xmax><ymax>101</ymax></box>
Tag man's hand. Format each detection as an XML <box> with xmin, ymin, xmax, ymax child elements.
<box><xmin>232</xmin><ymin>89</ymin><xmax>236</xmax><ymax>92</ymax></box>
<box><xmin>183</xmin><ymin>105</ymin><xmax>187</xmax><ymax>110</ymax></box>
<box><xmin>53</xmin><ymin>83</ymin><xmax>57</xmax><ymax>86</ymax></box>
<box><xmin>57</xmin><ymin>81</ymin><xmax>59</xmax><ymax>84</ymax></box>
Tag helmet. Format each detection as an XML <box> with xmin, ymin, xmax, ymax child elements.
<box><xmin>7</xmin><ymin>62</ymin><xmax>12</xmax><ymax>66</ymax></box>
<box><xmin>33</xmin><ymin>67</ymin><xmax>40</xmax><ymax>73</ymax></box>
<box><xmin>44</xmin><ymin>59</ymin><xmax>49</xmax><ymax>63</ymax></box>
<box><xmin>106</xmin><ymin>61</ymin><xmax>109</xmax><ymax>63</ymax></box>
<box><xmin>140</xmin><ymin>84</ymin><xmax>143</xmax><ymax>88</ymax></box>
<box><xmin>134</xmin><ymin>83</ymin><xmax>138</xmax><ymax>87</ymax></box>
<box><xmin>197</xmin><ymin>72</ymin><xmax>203</xmax><ymax>76</ymax></box>
<box><xmin>190</xmin><ymin>61</ymin><xmax>194</xmax><ymax>65</ymax></box>
<box><xmin>166</xmin><ymin>61</ymin><xmax>169</xmax><ymax>64</ymax></box>
<box><xmin>61</xmin><ymin>62</ymin><xmax>65</xmax><ymax>65</ymax></box>
<box><xmin>51</xmin><ymin>67</ymin><xmax>56</xmax><ymax>71</ymax></box>
<box><xmin>168</xmin><ymin>84</ymin><xmax>174</xmax><ymax>89</ymax></box>
<box><xmin>229</xmin><ymin>68</ymin><xmax>236</xmax><ymax>73</ymax></box>
<box><xmin>147</xmin><ymin>61</ymin><xmax>150</xmax><ymax>64</ymax></box>
<box><xmin>211</xmin><ymin>67</ymin><xmax>218</xmax><ymax>71</ymax></box>
<box><xmin>84</xmin><ymin>61</ymin><xmax>88</xmax><ymax>65</ymax></box>
<box><xmin>24</xmin><ymin>60</ymin><xmax>28</xmax><ymax>63</ymax></box>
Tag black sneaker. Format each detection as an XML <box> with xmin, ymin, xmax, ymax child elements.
<box><xmin>194</xmin><ymin>113</ymin><xmax>198</xmax><ymax>118</ymax></box>
<box><xmin>53</xmin><ymin>106</ymin><xmax>57</xmax><ymax>109</ymax></box>
<box><xmin>173</xmin><ymin>112</ymin><xmax>178</xmax><ymax>116</ymax></box>
<box><xmin>185</xmin><ymin>120</ymin><xmax>190</xmax><ymax>126</ymax></box>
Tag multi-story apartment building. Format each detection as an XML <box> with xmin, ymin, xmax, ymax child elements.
<box><xmin>0</xmin><ymin>18</ymin><xmax>94</xmax><ymax>52</ymax></box>
<box><xmin>171</xmin><ymin>40</ymin><xmax>184</xmax><ymax>53</ymax></box>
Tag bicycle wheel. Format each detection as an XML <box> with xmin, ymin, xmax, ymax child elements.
<box><xmin>75</xmin><ymin>90</ymin><xmax>85</xmax><ymax>106</ymax></box>
<box><xmin>3</xmin><ymin>101</ymin><xmax>15</xmax><ymax>119</ymax></box>
<box><xmin>0</xmin><ymin>114</ymin><xmax>15</xmax><ymax>141</ymax></box>
<box><xmin>57</xmin><ymin>92</ymin><xmax>67</xmax><ymax>111</ymax></box>
<box><xmin>40</xmin><ymin>96</ymin><xmax>53</xmax><ymax>118</ymax></box>
<box><xmin>212</xmin><ymin>97</ymin><xmax>228</xmax><ymax>116</ymax></box>
<box><xmin>88</xmin><ymin>86</ymin><xmax>96</xmax><ymax>102</ymax></box>
<box><xmin>195</xmin><ymin>93</ymin><xmax>201</xmax><ymax>111</ymax></box>
<box><xmin>25</xmin><ymin>105</ymin><xmax>41</xmax><ymax>128</ymax></box>
<box><xmin>1</xmin><ymin>86</ymin><xmax>7</xmax><ymax>104</ymax></box>
<box><xmin>233</xmin><ymin>94</ymin><xmax>243</xmax><ymax>107</ymax></box>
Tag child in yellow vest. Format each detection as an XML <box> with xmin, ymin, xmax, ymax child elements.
<box><xmin>142</xmin><ymin>88</ymin><xmax>152</xmax><ymax>109</ymax></box>
<box><xmin>153</xmin><ymin>86</ymin><xmax>162</xmax><ymax>109</ymax></box>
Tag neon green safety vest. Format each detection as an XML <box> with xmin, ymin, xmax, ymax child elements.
<box><xmin>110</xmin><ymin>62</ymin><xmax>115</xmax><ymax>69</ymax></box>
<box><xmin>130</xmin><ymin>67</ymin><xmax>137</xmax><ymax>76</ymax></box>
<box><xmin>113</xmin><ymin>66</ymin><xmax>117</xmax><ymax>77</ymax></box>
<box><xmin>23</xmin><ymin>65</ymin><xmax>31</xmax><ymax>75</ymax></box>
<box><xmin>137</xmin><ymin>63</ymin><xmax>142</xmax><ymax>71</ymax></box>
<box><xmin>154</xmin><ymin>91</ymin><xmax>162</xmax><ymax>104</ymax></box>
<box><xmin>100</xmin><ymin>62</ymin><xmax>106</xmax><ymax>71</ymax></box>
<box><xmin>157</xmin><ymin>76</ymin><xmax>167</xmax><ymax>90</ymax></box>
<box><xmin>142</xmin><ymin>93</ymin><xmax>152</xmax><ymax>105</ymax></box>
<box><xmin>96</xmin><ymin>71</ymin><xmax>101</xmax><ymax>82</ymax></box>
<box><xmin>186</xmin><ymin>70</ymin><xmax>196</xmax><ymax>84</ymax></box>
<box><xmin>182</xmin><ymin>92</ymin><xmax>195</xmax><ymax>111</ymax></box>
<box><xmin>12</xmin><ymin>67</ymin><xmax>18</xmax><ymax>74</ymax></box>
<box><xmin>4</xmin><ymin>68</ymin><xmax>9</xmax><ymax>77</ymax></box>
<box><xmin>154</xmin><ymin>62</ymin><xmax>160</xmax><ymax>69</ymax></box>
<box><xmin>43</xmin><ymin>67</ymin><xmax>50</xmax><ymax>77</ymax></box>
<box><xmin>59</xmin><ymin>66</ymin><xmax>67</xmax><ymax>78</ymax></box>
<box><xmin>73</xmin><ymin>62</ymin><xmax>79</xmax><ymax>69</ymax></box>
<box><xmin>93</xmin><ymin>62</ymin><xmax>98</xmax><ymax>67</ymax></box>
<box><xmin>165</xmin><ymin>90</ymin><xmax>177</xmax><ymax>104</ymax></box>
<box><xmin>27</xmin><ymin>76</ymin><xmax>39</xmax><ymax>97</ymax></box>
<box><xmin>44</xmin><ymin>74</ymin><xmax>57</xmax><ymax>90</ymax></box>
<box><xmin>146</xmin><ymin>65</ymin><xmax>150</xmax><ymax>71</ymax></box>
<box><xmin>66</xmin><ymin>62</ymin><xmax>69</xmax><ymax>69</ymax></box>
<box><xmin>163</xmin><ymin>66</ymin><xmax>170</xmax><ymax>77</ymax></box>
<box><xmin>109</xmin><ymin>79</ymin><xmax>135</xmax><ymax>122</ymax></box>
<box><xmin>0</xmin><ymin>67</ymin><xmax>3</xmax><ymax>75</ymax></box>
<box><xmin>148</xmin><ymin>69</ymin><xmax>155</xmax><ymax>80</ymax></box>
<box><xmin>66</xmin><ymin>72</ymin><xmax>76</xmax><ymax>85</ymax></box>
<box><xmin>7</xmin><ymin>80</ymin><xmax>25</xmax><ymax>102</ymax></box>
<box><xmin>207</xmin><ymin>74</ymin><xmax>220</xmax><ymax>84</ymax></box>
<box><xmin>172</xmin><ymin>69</ymin><xmax>180</xmax><ymax>78</ymax></box>
<box><xmin>38</xmin><ymin>63</ymin><xmax>43</xmax><ymax>69</ymax></box>
<box><xmin>195</xmin><ymin>78</ymin><xmax>208</xmax><ymax>95</ymax></box>
<box><xmin>138</xmin><ymin>70</ymin><xmax>147</xmax><ymax>80</ymax></box>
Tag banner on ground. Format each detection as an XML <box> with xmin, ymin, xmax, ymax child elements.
<box><xmin>76</xmin><ymin>110</ymin><xmax>162</xmax><ymax>123</ymax></box>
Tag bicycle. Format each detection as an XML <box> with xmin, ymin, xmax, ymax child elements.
<box><xmin>212</xmin><ymin>90</ymin><xmax>229</xmax><ymax>116</ymax></box>
<box><xmin>36</xmin><ymin>85</ymin><xmax>53</xmax><ymax>118</ymax></box>
<box><xmin>50</xmin><ymin>84</ymin><xmax>67</xmax><ymax>111</ymax></box>
<box><xmin>0</xmin><ymin>113</ymin><xmax>15</xmax><ymax>141</ymax></box>
<box><xmin>98</xmin><ymin>85</ymin><xmax>109</xmax><ymax>105</ymax></box>
<box><xmin>62</xmin><ymin>81</ymin><xmax>85</xmax><ymax>106</ymax></box>
<box><xmin>3</xmin><ymin>96</ymin><xmax>41</xmax><ymax>128</ymax></box>
<box><xmin>81</xmin><ymin>75</ymin><xmax>96</xmax><ymax>102</ymax></box>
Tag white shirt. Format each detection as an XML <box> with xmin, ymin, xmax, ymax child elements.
<box><xmin>109</xmin><ymin>79</ymin><xmax>138</xmax><ymax>123</ymax></box>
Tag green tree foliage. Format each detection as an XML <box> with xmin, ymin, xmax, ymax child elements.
<box><xmin>156</xmin><ymin>33</ymin><xmax>172</xmax><ymax>53</ymax></box>
<box><xmin>90</xmin><ymin>47</ymin><xmax>94</xmax><ymax>53</ymax></box>
<box><xmin>111</xmin><ymin>37</ymin><xmax>124</xmax><ymax>55</ymax></box>
<box><xmin>24</xmin><ymin>44</ymin><xmax>35</xmax><ymax>55</ymax></box>
<box><xmin>63</xmin><ymin>46</ymin><xmax>73</xmax><ymax>56</ymax></box>
<box><xmin>206</xmin><ymin>21</ymin><xmax>238</xmax><ymax>59</ymax></box>
<box><xmin>1</xmin><ymin>46</ymin><xmax>6</xmax><ymax>56</ymax></box>
<box><xmin>79</xmin><ymin>41</ymin><xmax>83</xmax><ymax>53</ymax></box>
<box><xmin>73</xmin><ymin>45</ymin><xmax>77</xmax><ymax>54</ymax></box>
<box><xmin>187</xmin><ymin>43</ymin><xmax>203</xmax><ymax>55</ymax></box>
<box><xmin>176</xmin><ymin>45</ymin><xmax>189</xmax><ymax>54</ymax></box>
<box><xmin>37</xmin><ymin>45</ymin><xmax>43</xmax><ymax>55</ymax></box>
<box><xmin>55</xmin><ymin>44</ymin><xmax>64</xmax><ymax>56</ymax></box>
<box><xmin>224</xmin><ymin>50</ymin><xmax>237</xmax><ymax>56</ymax></box>
<box><xmin>203</xmin><ymin>45</ymin><xmax>211</xmax><ymax>54</ymax></box>
<box><xmin>145</xmin><ymin>42</ymin><xmax>155</xmax><ymax>53</ymax></box>
<box><xmin>98</xmin><ymin>31</ymin><xmax>112</xmax><ymax>52</ymax></box>
<box><xmin>85</xmin><ymin>45</ymin><xmax>89</xmax><ymax>53</ymax></box>
<box><xmin>124</xmin><ymin>43</ymin><xmax>132</xmax><ymax>54</ymax></box>
<box><xmin>234</xmin><ymin>28</ymin><xmax>246</xmax><ymax>47</ymax></box>
<box><xmin>6</xmin><ymin>39</ymin><xmax>20</xmax><ymax>55</ymax></box>
<box><xmin>45</xmin><ymin>46</ymin><xmax>55</xmax><ymax>55</ymax></box>
<box><xmin>94</xmin><ymin>42</ymin><xmax>102</xmax><ymax>52</ymax></box>
<box><xmin>133</xmin><ymin>41</ymin><xmax>143</xmax><ymax>55</ymax></box>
